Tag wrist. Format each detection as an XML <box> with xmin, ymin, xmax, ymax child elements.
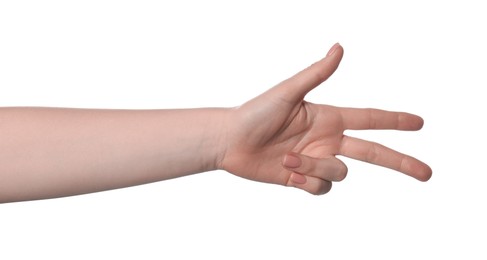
<box><xmin>201</xmin><ymin>107</ymin><xmax>233</xmax><ymax>172</ymax></box>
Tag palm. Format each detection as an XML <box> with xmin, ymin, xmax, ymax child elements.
<box><xmin>224</xmin><ymin>100</ymin><xmax>342</xmax><ymax>183</ymax></box>
<box><xmin>221</xmin><ymin>44</ymin><xmax>432</xmax><ymax>194</ymax></box>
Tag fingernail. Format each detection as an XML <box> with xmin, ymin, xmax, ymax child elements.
<box><xmin>290</xmin><ymin>172</ymin><xmax>307</xmax><ymax>184</ymax></box>
<box><xmin>326</xmin><ymin>42</ymin><xmax>340</xmax><ymax>57</ymax></box>
<box><xmin>283</xmin><ymin>154</ymin><xmax>301</xmax><ymax>168</ymax></box>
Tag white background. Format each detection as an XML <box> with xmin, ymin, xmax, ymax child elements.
<box><xmin>1</xmin><ymin>1</ymin><xmax>485</xmax><ymax>259</ymax></box>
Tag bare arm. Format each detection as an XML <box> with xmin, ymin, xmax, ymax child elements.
<box><xmin>0</xmin><ymin>43</ymin><xmax>432</xmax><ymax>203</ymax></box>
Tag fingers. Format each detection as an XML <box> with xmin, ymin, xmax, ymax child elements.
<box><xmin>268</xmin><ymin>43</ymin><xmax>344</xmax><ymax>104</ymax></box>
<box><xmin>339</xmin><ymin>135</ymin><xmax>432</xmax><ymax>181</ymax></box>
<box><xmin>339</xmin><ymin>107</ymin><xmax>424</xmax><ymax>130</ymax></box>
<box><xmin>283</xmin><ymin>153</ymin><xmax>348</xmax><ymax>195</ymax></box>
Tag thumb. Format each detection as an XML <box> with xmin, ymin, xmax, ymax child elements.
<box><xmin>268</xmin><ymin>43</ymin><xmax>344</xmax><ymax>103</ymax></box>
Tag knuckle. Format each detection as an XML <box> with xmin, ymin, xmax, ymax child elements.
<box><xmin>311</xmin><ymin>181</ymin><xmax>332</xmax><ymax>195</ymax></box>
<box><xmin>312</xmin><ymin>70</ymin><xmax>327</xmax><ymax>83</ymax></box>
<box><xmin>334</xmin><ymin>163</ymin><xmax>348</xmax><ymax>182</ymax></box>
<box><xmin>367</xmin><ymin>108</ymin><xmax>378</xmax><ymax>129</ymax></box>
<box><xmin>323</xmin><ymin>157</ymin><xmax>348</xmax><ymax>182</ymax></box>
<box><xmin>311</xmin><ymin>65</ymin><xmax>332</xmax><ymax>86</ymax></box>
<box><xmin>366</xmin><ymin>142</ymin><xmax>381</xmax><ymax>163</ymax></box>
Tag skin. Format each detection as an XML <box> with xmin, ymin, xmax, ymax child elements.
<box><xmin>0</xmin><ymin>43</ymin><xmax>431</xmax><ymax>203</ymax></box>
<box><xmin>221</xmin><ymin>43</ymin><xmax>431</xmax><ymax>194</ymax></box>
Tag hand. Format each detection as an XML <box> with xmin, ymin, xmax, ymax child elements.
<box><xmin>220</xmin><ymin>43</ymin><xmax>432</xmax><ymax>195</ymax></box>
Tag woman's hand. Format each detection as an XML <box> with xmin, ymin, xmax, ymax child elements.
<box><xmin>220</xmin><ymin>43</ymin><xmax>432</xmax><ymax>195</ymax></box>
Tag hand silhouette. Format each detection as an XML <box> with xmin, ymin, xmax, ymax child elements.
<box><xmin>220</xmin><ymin>43</ymin><xmax>432</xmax><ymax>195</ymax></box>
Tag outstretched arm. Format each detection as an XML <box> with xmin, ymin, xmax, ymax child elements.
<box><xmin>0</xmin><ymin>43</ymin><xmax>431</xmax><ymax>203</ymax></box>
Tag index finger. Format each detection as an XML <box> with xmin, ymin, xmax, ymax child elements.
<box><xmin>339</xmin><ymin>107</ymin><xmax>424</xmax><ymax>130</ymax></box>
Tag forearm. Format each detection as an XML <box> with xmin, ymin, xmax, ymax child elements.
<box><xmin>0</xmin><ymin>107</ymin><xmax>228</xmax><ymax>203</ymax></box>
